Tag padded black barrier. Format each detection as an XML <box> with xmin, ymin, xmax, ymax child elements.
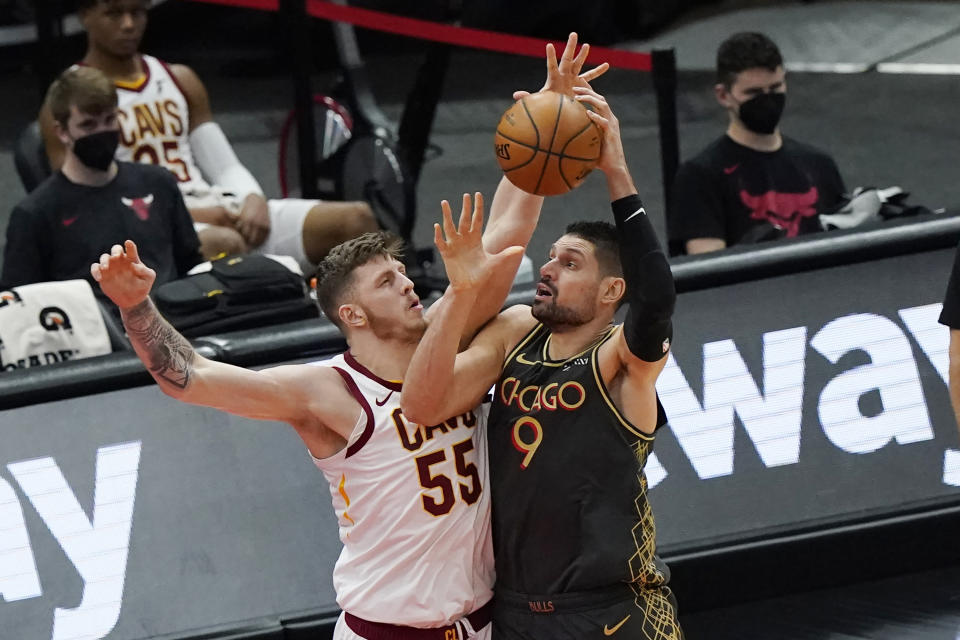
<box><xmin>666</xmin><ymin>501</ymin><xmax>960</xmax><ymax>612</ymax></box>
<box><xmin>670</xmin><ymin>210</ymin><xmax>960</xmax><ymax>293</ymax></box>
<box><xmin>155</xmin><ymin>620</ymin><xmax>285</xmax><ymax>640</ymax></box>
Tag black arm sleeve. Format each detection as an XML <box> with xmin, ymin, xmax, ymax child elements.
<box><xmin>612</xmin><ymin>194</ymin><xmax>676</xmax><ymax>362</ymax></box>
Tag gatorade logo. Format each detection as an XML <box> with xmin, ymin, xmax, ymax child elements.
<box><xmin>39</xmin><ymin>307</ymin><xmax>72</xmax><ymax>332</ymax></box>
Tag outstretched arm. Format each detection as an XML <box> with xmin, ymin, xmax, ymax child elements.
<box><xmin>446</xmin><ymin>32</ymin><xmax>610</xmax><ymax>340</ymax></box>
<box><xmin>402</xmin><ymin>198</ymin><xmax>534</xmax><ymax>425</ymax></box>
<box><xmin>575</xmin><ymin>87</ymin><xmax>676</xmax><ymax>377</ymax></box>
<box><xmin>91</xmin><ymin>241</ymin><xmax>314</xmax><ymax>424</ymax></box>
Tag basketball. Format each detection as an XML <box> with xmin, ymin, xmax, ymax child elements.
<box><xmin>494</xmin><ymin>90</ymin><xmax>602</xmax><ymax>196</ymax></box>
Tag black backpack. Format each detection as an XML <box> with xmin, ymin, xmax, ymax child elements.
<box><xmin>153</xmin><ymin>254</ymin><xmax>318</xmax><ymax>337</ymax></box>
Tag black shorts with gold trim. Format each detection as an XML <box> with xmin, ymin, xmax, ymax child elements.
<box><xmin>493</xmin><ymin>582</ymin><xmax>684</xmax><ymax>640</ymax></box>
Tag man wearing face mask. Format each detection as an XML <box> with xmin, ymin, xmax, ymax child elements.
<box><xmin>1</xmin><ymin>66</ymin><xmax>201</xmax><ymax>311</ymax></box>
<box><xmin>668</xmin><ymin>32</ymin><xmax>846</xmax><ymax>255</ymax></box>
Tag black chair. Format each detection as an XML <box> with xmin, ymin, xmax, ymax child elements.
<box><xmin>14</xmin><ymin>121</ymin><xmax>52</xmax><ymax>193</ymax></box>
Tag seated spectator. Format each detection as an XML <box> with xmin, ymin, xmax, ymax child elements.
<box><xmin>668</xmin><ymin>32</ymin><xmax>846</xmax><ymax>256</ymax></box>
<box><xmin>39</xmin><ymin>0</ymin><xmax>380</xmax><ymax>271</ymax></box>
<box><xmin>2</xmin><ymin>66</ymin><xmax>202</xmax><ymax>313</ymax></box>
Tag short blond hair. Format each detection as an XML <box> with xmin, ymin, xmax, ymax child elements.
<box><xmin>45</xmin><ymin>66</ymin><xmax>118</xmax><ymax>127</ymax></box>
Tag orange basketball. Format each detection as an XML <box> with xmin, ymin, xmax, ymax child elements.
<box><xmin>494</xmin><ymin>90</ymin><xmax>602</xmax><ymax>196</ymax></box>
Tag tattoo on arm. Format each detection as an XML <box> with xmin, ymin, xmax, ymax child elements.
<box><xmin>122</xmin><ymin>300</ymin><xmax>196</xmax><ymax>390</ymax></box>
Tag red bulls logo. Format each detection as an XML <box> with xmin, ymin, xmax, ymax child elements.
<box><xmin>121</xmin><ymin>194</ymin><xmax>154</xmax><ymax>221</ymax></box>
<box><xmin>739</xmin><ymin>187</ymin><xmax>819</xmax><ymax>237</ymax></box>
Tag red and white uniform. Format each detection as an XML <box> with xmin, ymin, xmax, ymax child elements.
<box><xmin>113</xmin><ymin>54</ymin><xmax>206</xmax><ymax>192</ymax></box>
<box><xmin>110</xmin><ymin>54</ymin><xmax>316</xmax><ymax>271</ymax></box>
<box><xmin>310</xmin><ymin>352</ymin><xmax>494</xmax><ymax>633</ymax></box>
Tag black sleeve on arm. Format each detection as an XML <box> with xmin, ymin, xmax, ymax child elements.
<box><xmin>613</xmin><ymin>194</ymin><xmax>676</xmax><ymax>362</ymax></box>
<box><xmin>939</xmin><ymin>242</ymin><xmax>960</xmax><ymax>329</ymax></box>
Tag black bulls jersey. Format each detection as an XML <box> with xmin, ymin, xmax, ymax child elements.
<box><xmin>488</xmin><ymin>323</ymin><xmax>669</xmax><ymax>595</ymax></box>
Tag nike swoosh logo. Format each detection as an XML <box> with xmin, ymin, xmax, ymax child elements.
<box><xmin>62</xmin><ymin>216</ymin><xmax>79</xmax><ymax>227</ymax></box>
<box><xmin>515</xmin><ymin>352</ymin><xmax>542</xmax><ymax>366</ymax></box>
<box><xmin>603</xmin><ymin>614</ymin><xmax>630</xmax><ymax>636</ymax></box>
<box><xmin>624</xmin><ymin>207</ymin><xmax>646</xmax><ymax>222</ymax></box>
<box><xmin>723</xmin><ymin>163</ymin><xmax>740</xmax><ymax>175</ymax></box>
<box><xmin>375</xmin><ymin>390</ymin><xmax>394</xmax><ymax>406</ymax></box>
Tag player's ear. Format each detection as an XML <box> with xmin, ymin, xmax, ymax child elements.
<box><xmin>53</xmin><ymin>119</ymin><xmax>71</xmax><ymax>147</ymax></box>
<box><xmin>714</xmin><ymin>82</ymin><xmax>732</xmax><ymax>108</ymax></box>
<box><xmin>339</xmin><ymin>303</ymin><xmax>366</xmax><ymax>329</ymax></box>
<box><xmin>600</xmin><ymin>276</ymin><xmax>625</xmax><ymax>307</ymax></box>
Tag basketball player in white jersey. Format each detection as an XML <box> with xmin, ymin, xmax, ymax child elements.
<box><xmin>89</xmin><ymin>33</ymin><xmax>609</xmax><ymax>640</ymax></box>
<box><xmin>40</xmin><ymin>0</ymin><xmax>379</xmax><ymax>270</ymax></box>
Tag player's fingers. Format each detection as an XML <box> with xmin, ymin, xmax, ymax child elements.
<box><xmin>560</xmin><ymin>32</ymin><xmax>577</xmax><ymax>65</ymax></box>
<box><xmin>111</xmin><ymin>244</ymin><xmax>124</xmax><ymax>258</ymax></box>
<box><xmin>545</xmin><ymin>42</ymin><xmax>558</xmax><ymax>73</ymax></box>
<box><xmin>580</xmin><ymin>62</ymin><xmax>609</xmax><ymax>83</ymax></box>
<box><xmin>91</xmin><ymin>263</ymin><xmax>102</xmax><ymax>282</ymax></box>
<box><xmin>125</xmin><ymin>240</ymin><xmax>141</xmax><ymax>264</ymax></box>
<box><xmin>133</xmin><ymin>262</ymin><xmax>155</xmax><ymax>279</ymax></box>
<box><xmin>433</xmin><ymin>223</ymin><xmax>447</xmax><ymax>253</ymax></box>
<box><xmin>572</xmin><ymin>42</ymin><xmax>590</xmax><ymax>73</ymax></box>
<box><xmin>440</xmin><ymin>199</ymin><xmax>457</xmax><ymax>241</ymax></box>
<box><xmin>457</xmin><ymin>193</ymin><xmax>472</xmax><ymax>235</ymax></box>
<box><xmin>471</xmin><ymin>192</ymin><xmax>484</xmax><ymax>235</ymax></box>
<box><xmin>513</xmin><ymin>90</ymin><xmax>531</xmax><ymax>101</ymax></box>
<box><xmin>584</xmin><ymin>109</ymin><xmax>610</xmax><ymax>129</ymax></box>
<box><xmin>100</xmin><ymin>252</ymin><xmax>111</xmax><ymax>271</ymax></box>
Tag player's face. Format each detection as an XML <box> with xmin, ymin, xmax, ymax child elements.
<box><xmin>57</xmin><ymin>105</ymin><xmax>120</xmax><ymax>145</ymax></box>
<box><xmin>717</xmin><ymin>66</ymin><xmax>787</xmax><ymax>117</ymax></box>
<box><xmin>532</xmin><ymin>235</ymin><xmax>602</xmax><ymax>330</ymax></box>
<box><xmin>349</xmin><ymin>256</ymin><xmax>425</xmax><ymax>342</ymax></box>
<box><xmin>82</xmin><ymin>0</ymin><xmax>149</xmax><ymax>59</ymax></box>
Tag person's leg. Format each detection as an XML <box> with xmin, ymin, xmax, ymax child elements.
<box><xmin>300</xmin><ymin>200</ymin><xmax>378</xmax><ymax>264</ymax></box>
<box><xmin>259</xmin><ymin>199</ymin><xmax>377</xmax><ymax>273</ymax></box>
<box><xmin>195</xmin><ymin>223</ymin><xmax>248</xmax><ymax>260</ymax></box>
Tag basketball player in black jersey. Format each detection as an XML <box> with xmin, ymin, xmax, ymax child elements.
<box><xmin>401</xmin><ymin>85</ymin><xmax>682</xmax><ymax>639</ymax></box>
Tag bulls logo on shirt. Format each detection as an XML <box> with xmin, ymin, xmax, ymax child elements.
<box><xmin>121</xmin><ymin>194</ymin><xmax>154</xmax><ymax>221</ymax></box>
<box><xmin>739</xmin><ymin>186</ymin><xmax>819</xmax><ymax>237</ymax></box>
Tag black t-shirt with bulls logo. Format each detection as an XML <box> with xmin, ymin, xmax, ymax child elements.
<box><xmin>1</xmin><ymin>161</ymin><xmax>201</xmax><ymax>308</ymax></box>
<box><xmin>668</xmin><ymin>135</ymin><xmax>845</xmax><ymax>255</ymax></box>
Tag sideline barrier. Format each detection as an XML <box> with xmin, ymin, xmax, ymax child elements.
<box><xmin>3</xmin><ymin>216</ymin><xmax>960</xmax><ymax>640</ymax></box>
<box><xmin>3</xmin><ymin>211</ymin><xmax>959</xmax><ymax>410</ymax></box>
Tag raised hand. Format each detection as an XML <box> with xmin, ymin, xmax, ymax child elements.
<box><xmin>90</xmin><ymin>240</ymin><xmax>157</xmax><ymax>310</ymax></box>
<box><xmin>434</xmin><ymin>192</ymin><xmax>523</xmax><ymax>291</ymax></box>
<box><xmin>573</xmin><ymin>85</ymin><xmax>627</xmax><ymax>175</ymax></box>
<box><xmin>513</xmin><ymin>32</ymin><xmax>610</xmax><ymax>101</ymax></box>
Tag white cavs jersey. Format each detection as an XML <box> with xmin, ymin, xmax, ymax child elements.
<box><xmin>311</xmin><ymin>352</ymin><xmax>494</xmax><ymax>627</ymax></box>
<box><xmin>112</xmin><ymin>55</ymin><xmax>215</xmax><ymax>198</ymax></box>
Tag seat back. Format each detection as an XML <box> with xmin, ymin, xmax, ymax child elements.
<box><xmin>14</xmin><ymin>121</ymin><xmax>52</xmax><ymax>193</ymax></box>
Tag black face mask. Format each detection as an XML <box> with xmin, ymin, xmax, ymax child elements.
<box><xmin>737</xmin><ymin>92</ymin><xmax>786</xmax><ymax>135</ymax></box>
<box><xmin>72</xmin><ymin>130</ymin><xmax>120</xmax><ymax>171</ymax></box>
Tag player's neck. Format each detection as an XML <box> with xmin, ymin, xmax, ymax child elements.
<box><xmin>726</xmin><ymin>120</ymin><xmax>782</xmax><ymax>152</ymax></box>
<box><xmin>348</xmin><ymin>337</ymin><xmax>417</xmax><ymax>385</ymax></box>
<box><xmin>61</xmin><ymin>155</ymin><xmax>118</xmax><ymax>187</ymax></box>
<box><xmin>83</xmin><ymin>48</ymin><xmax>142</xmax><ymax>82</ymax></box>
<box><xmin>545</xmin><ymin>317</ymin><xmax>613</xmax><ymax>362</ymax></box>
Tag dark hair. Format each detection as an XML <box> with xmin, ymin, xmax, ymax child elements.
<box><xmin>564</xmin><ymin>221</ymin><xmax>622</xmax><ymax>279</ymax></box>
<box><xmin>77</xmin><ymin>0</ymin><xmax>149</xmax><ymax>13</ymax></box>
<box><xmin>314</xmin><ymin>231</ymin><xmax>405</xmax><ymax>331</ymax></box>
<box><xmin>45</xmin><ymin>65</ymin><xmax>118</xmax><ymax>128</ymax></box>
<box><xmin>716</xmin><ymin>32</ymin><xmax>783</xmax><ymax>87</ymax></box>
